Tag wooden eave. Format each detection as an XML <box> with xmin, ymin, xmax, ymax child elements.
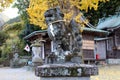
<box><xmin>24</xmin><ymin>30</ymin><xmax>47</xmax><ymax>41</ymax></box>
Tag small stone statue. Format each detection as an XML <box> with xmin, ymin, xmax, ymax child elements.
<box><xmin>13</xmin><ymin>53</ymin><xmax>19</xmax><ymax>61</ymax></box>
<box><xmin>10</xmin><ymin>53</ymin><xmax>20</xmax><ymax>68</ymax></box>
<box><xmin>44</xmin><ymin>7</ymin><xmax>83</xmax><ymax>63</ymax></box>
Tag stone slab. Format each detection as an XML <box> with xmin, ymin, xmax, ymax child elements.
<box><xmin>107</xmin><ymin>59</ymin><xmax>120</xmax><ymax>64</ymax></box>
<box><xmin>40</xmin><ymin>77</ymin><xmax>90</xmax><ymax>80</ymax></box>
<box><xmin>35</xmin><ymin>63</ymin><xmax>98</xmax><ymax>77</ymax></box>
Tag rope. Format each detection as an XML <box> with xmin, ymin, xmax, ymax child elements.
<box><xmin>48</xmin><ymin>20</ymin><xmax>66</xmax><ymax>25</ymax></box>
<box><xmin>80</xmin><ymin>15</ymin><xmax>96</xmax><ymax>29</ymax></box>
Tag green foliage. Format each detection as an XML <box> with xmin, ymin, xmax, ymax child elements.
<box><xmin>13</xmin><ymin>0</ymin><xmax>41</xmax><ymax>38</ymax></box>
<box><xmin>3</xmin><ymin>22</ymin><xmax>23</xmax><ymax>33</ymax></box>
<box><xmin>1</xmin><ymin>22</ymin><xmax>29</xmax><ymax>59</ymax></box>
<box><xmin>0</xmin><ymin>31</ymin><xmax>8</xmax><ymax>46</ymax></box>
<box><xmin>1</xmin><ymin>44</ymin><xmax>11</xmax><ymax>58</ymax></box>
<box><xmin>84</xmin><ymin>0</ymin><xmax>120</xmax><ymax>26</ymax></box>
<box><xmin>13</xmin><ymin>0</ymin><xmax>30</xmax><ymax>23</ymax></box>
<box><xmin>0</xmin><ymin>0</ymin><xmax>13</xmax><ymax>11</ymax></box>
<box><xmin>19</xmin><ymin>24</ymin><xmax>41</xmax><ymax>39</ymax></box>
<box><xmin>0</xmin><ymin>58</ymin><xmax>7</xmax><ymax>64</ymax></box>
<box><xmin>13</xmin><ymin>39</ymin><xmax>29</xmax><ymax>56</ymax></box>
<box><xmin>6</xmin><ymin>16</ymin><xmax>21</xmax><ymax>24</ymax></box>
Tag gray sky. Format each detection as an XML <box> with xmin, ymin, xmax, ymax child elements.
<box><xmin>2</xmin><ymin>4</ymin><xmax>19</xmax><ymax>19</ymax></box>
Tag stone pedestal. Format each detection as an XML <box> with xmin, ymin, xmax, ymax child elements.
<box><xmin>40</xmin><ymin>77</ymin><xmax>90</xmax><ymax>80</ymax></box>
<box><xmin>35</xmin><ymin>63</ymin><xmax>98</xmax><ymax>80</ymax></box>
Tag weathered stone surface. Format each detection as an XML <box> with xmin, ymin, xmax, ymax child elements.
<box><xmin>40</xmin><ymin>77</ymin><xmax>90</xmax><ymax>80</ymax></box>
<box><xmin>35</xmin><ymin>63</ymin><xmax>98</xmax><ymax>77</ymax></box>
<box><xmin>107</xmin><ymin>59</ymin><xmax>120</xmax><ymax>64</ymax></box>
<box><xmin>44</xmin><ymin>7</ymin><xmax>83</xmax><ymax>63</ymax></box>
<box><xmin>32</xmin><ymin>46</ymin><xmax>43</xmax><ymax>63</ymax></box>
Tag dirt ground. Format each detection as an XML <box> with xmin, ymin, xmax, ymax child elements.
<box><xmin>0</xmin><ymin>65</ymin><xmax>120</xmax><ymax>80</ymax></box>
<box><xmin>91</xmin><ymin>65</ymin><xmax>120</xmax><ymax>80</ymax></box>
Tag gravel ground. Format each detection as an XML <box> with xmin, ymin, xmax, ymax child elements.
<box><xmin>91</xmin><ymin>65</ymin><xmax>120</xmax><ymax>80</ymax></box>
<box><xmin>0</xmin><ymin>65</ymin><xmax>120</xmax><ymax>80</ymax></box>
<box><xmin>0</xmin><ymin>66</ymin><xmax>39</xmax><ymax>80</ymax></box>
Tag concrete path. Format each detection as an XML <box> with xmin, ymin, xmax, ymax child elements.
<box><xmin>0</xmin><ymin>67</ymin><xmax>39</xmax><ymax>80</ymax></box>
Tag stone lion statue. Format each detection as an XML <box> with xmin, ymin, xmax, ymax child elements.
<box><xmin>44</xmin><ymin>7</ymin><xmax>83</xmax><ymax>63</ymax></box>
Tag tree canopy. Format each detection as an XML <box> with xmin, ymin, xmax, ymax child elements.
<box><xmin>0</xmin><ymin>0</ymin><xmax>13</xmax><ymax>11</ymax></box>
<box><xmin>13</xmin><ymin>0</ymin><xmax>41</xmax><ymax>38</ymax></box>
<box><xmin>84</xmin><ymin>0</ymin><xmax>120</xmax><ymax>25</ymax></box>
<box><xmin>27</xmin><ymin>0</ymin><xmax>109</xmax><ymax>29</ymax></box>
<box><xmin>0</xmin><ymin>31</ymin><xmax>8</xmax><ymax>46</ymax></box>
<box><xmin>13</xmin><ymin>0</ymin><xmax>29</xmax><ymax>23</ymax></box>
<box><xmin>1</xmin><ymin>21</ymin><xmax>27</xmax><ymax>58</ymax></box>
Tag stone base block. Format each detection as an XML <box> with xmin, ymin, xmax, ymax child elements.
<box><xmin>35</xmin><ymin>63</ymin><xmax>98</xmax><ymax>77</ymax></box>
<box><xmin>40</xmin><ymin>77</ymin><xmax>90</xmax><ymax>80</ymax></box>
<box><xmin>32</xmin><ymin>62</ymin><xmax>43</xmax><ymax>67</ymax></box>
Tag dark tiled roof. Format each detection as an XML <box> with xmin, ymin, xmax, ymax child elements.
<box><xmin>97</xmin><ymin>15</ymin><xmax>120</xmax><ymax>29</ymax></box>
<box><xmin>24</xmin><ymin>30</ymin><xmax>47</xmax><ymax>39</ymax></box>
<box><xmin>24</xmin><ymin>27</ymin><xmax>109</xmax><ymax>39</ymax></box>
<box><xmin>83</xmin><ymin>27</ymin><xmax>109</xmax><ymax>34</ymax></box>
